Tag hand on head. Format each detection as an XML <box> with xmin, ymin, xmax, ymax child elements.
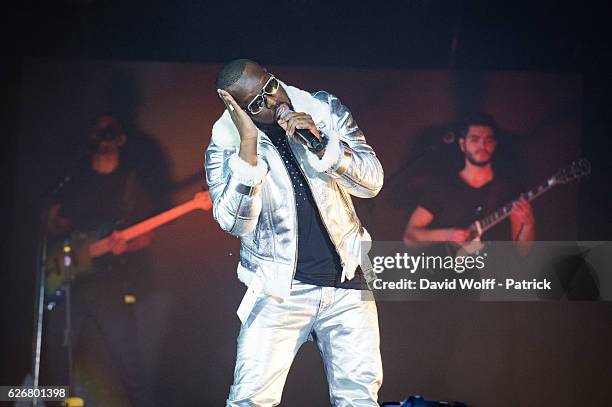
<box><xmin>217</xmin><ymin>89</ymin><xmax>259</xmax><ymax>141</ymax></box>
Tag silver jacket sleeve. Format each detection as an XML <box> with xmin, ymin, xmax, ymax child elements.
<box><xmin>323</xmin><ymin>93</ymin><xmax>384</xmax><ymax>198</ymax></box>
<box><xmin>204</xmin><ymin>145</ymin><xmax>267</xmax><ymax>237</ymax></box>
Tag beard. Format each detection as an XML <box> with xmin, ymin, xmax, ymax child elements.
<box><xmin>92</xmin><ymin>152</ymin><xmax>119</xmax><ymax>174</ymax></box>
<box><xmin>254</xmin><ymin>101</ymin><xmax>293</xmax><ymax>131</ymax></box>
<box><xmin>465</xmin><ymin>151</ymin><xmax>492</xmax><ymax>167</ymax></box>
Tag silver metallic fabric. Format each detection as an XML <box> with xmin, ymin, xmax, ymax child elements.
<box><xmin>205</xmin><ymin>90</ymin><xmax>384</xmax><ymax>299</ymax></box>
<box><xmin>226</xmin><ymin>281</ymin><xmax>383</xmax><ymax>406</ymax></box>
<box><xmin>206</xmin><ymin>87</ymin><xmax>384</xmax><ymax>404</ymax></box>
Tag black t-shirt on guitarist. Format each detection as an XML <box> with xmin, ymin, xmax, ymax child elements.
<box><xmin>44</xmin><ymin>165</ymin><xmax>158</xmax><ymax>405</ymax></box>
<box><xmin>419</xmin><ymin>174</ymin><xmax>521</xmax><ymax>241</ymax></box>
<box><xmin>54</xmin><ymin>163</ymin><xmax>156</xmax><ymax>270</ymax></box>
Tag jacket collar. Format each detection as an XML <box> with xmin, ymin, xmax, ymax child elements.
<box><xmin>211</xmin><ymin>82</ymin><xmax>329</xmax><ymax>147</ymax></box>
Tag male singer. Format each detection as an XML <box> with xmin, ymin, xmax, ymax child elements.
<box><xmin>205</xmin><ymin>59</ymin><xmax>384</xmax><ymax>406</ymax></box>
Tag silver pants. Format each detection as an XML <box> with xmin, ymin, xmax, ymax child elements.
<box><xmin>227</xmin><ymin>280</ymin><xmax>383</xmax><ymax>407</ymax></box>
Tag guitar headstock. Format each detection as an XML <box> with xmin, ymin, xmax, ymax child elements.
<box><xmin>551</xmin><ymin>158</ymin><xmax>591</xmax><ymax>185</ymax></box>
<box><xmin>194</xmin><ymin>190</ymin><xmax>213</xmax><ymax>210</ymax></box>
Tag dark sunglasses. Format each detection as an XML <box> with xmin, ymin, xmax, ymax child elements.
<box><xmin>246</xmin><ymin>75</ymin><xmax>280</xmax><ymax>115</ymax></box>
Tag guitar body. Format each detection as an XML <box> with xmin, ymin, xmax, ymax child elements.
<box><xmin>45</xmin><ymin>231</ymin><xmax>99</xmax><ymax>303</ymax></box>
<box><xmin>454</xmin><ymin>236</ymin><xmax>485</xmax><ymax>257</ymax></box>
<box><xmin>44</xmin><ymin>190</ymin><xmax>213</xmax><ymax>303</ymax></box>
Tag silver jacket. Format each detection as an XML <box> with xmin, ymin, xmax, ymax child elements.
<box><xmin>205</xmin><ymin>87</ymin><xmax>383</xmax><ymax>321</ymax></box>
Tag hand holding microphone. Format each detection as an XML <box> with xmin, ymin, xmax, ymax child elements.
<box><xmin>277</xmin><ymin>106</ymin><xmax>325</xmax><ymax>153</ymax></box>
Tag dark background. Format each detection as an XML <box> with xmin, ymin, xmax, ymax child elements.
<box><xmin>3</xmin><ymin>1</ymin><xmax>612</xmax><ymax>406</ymax></box>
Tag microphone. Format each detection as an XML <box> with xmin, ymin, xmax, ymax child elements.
<box><xmin>277</xmin><ymin>108</ymin><xmax>324</xmax><ymax>153</ymax></box>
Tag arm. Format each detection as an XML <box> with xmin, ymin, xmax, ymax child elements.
<box><xmin>510</xmin><ymin>198</ymin><xmax>535</xmax><ymax>255</ymax></box>
<box><xmin>303</xmin><ymin>92</ymin><xmax>383</xmax><ymax>198</ymax></box>
<box><xmin>108</xmin><ymin>231</ymin><xmax>155</xmax><ymax>255</ymax></box>
<box><xmin>204</xmin><ymin>90</ymin><xmax>267</xmax><ymax>237</ymax></box>
<box><xmin>47</xmin><ymin>203</ymin><xmax>72</xmax><ymax>236</ymax></box>
<box><xmin>403</xmin><ymin>206</ymin><xmax>470</xmax><ymax>247</ymax></box>
<box><xmin>205</xmin><ymin>142</ymin><xmax>266</xmax><ymax>237</ymax></box>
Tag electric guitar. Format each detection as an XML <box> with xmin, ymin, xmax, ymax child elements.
<box><xmin>45</xmin><ymin>191</ymin><xmax>212</xmax><ymax>302</ymax></box>
<box><xmin>455</xmin><ymin>158</ymin><xmax>591</xmax><ymax>256</ymax></box>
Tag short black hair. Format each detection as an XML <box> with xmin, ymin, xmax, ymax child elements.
<box><xmin>216</xmin><ymin>59</ymin><xmax>259</xmax><ymax>90</ymax></box>
<box><xmin>457</xmin><ymin>112</ymin><xmax>498</xmax><ymax>138</ymax></box>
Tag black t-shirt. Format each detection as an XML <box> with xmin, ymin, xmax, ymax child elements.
<box><xmin>59</xmin><ymin>167</ymin><xmax>152</xmax><ymax>229</ymax></box>
<box><xmin>419</xmin><ymin>174</ymin><xmax>521</xmax><ymax>241</ymax></box>
<box><xmin>54</xmin><ymin>163</ymin><xmax>156</xmax><ymax>270</ymax></box>
<box><xmin>265</xmin><ymin>125</ymin><xmax>367</xmax><ymax>290</ymax></box>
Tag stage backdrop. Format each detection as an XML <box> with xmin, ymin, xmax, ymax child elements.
<box><xmin>6</xmin><ymin>59</ymin><xmax>611</xmax><ymax>406</ymax></box>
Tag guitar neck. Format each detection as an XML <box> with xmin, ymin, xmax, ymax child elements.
<box><xmin>88</xmin><ymin>193</ymin><xmax>210</xmax><ymax>258</ymax></box>
<box><xmin>476</xmin><ymin>178</ymin><xmax>554</xmax><ymax>234</ymax></box>
<box><xmin>121</xmin><ymin>200</ymin><xmax>200</xmax><ymax>241</ymax></box>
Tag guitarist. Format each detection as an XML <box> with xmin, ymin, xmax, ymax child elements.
<box><xmin>43</xmin><ymin>115</ymin><xmax>156</xmax><ymax>406</ymax></box>
<box><xmin>404</xmin><ymin>112</ymin><xmax>535</xmax><ymax>250</ymax></box>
